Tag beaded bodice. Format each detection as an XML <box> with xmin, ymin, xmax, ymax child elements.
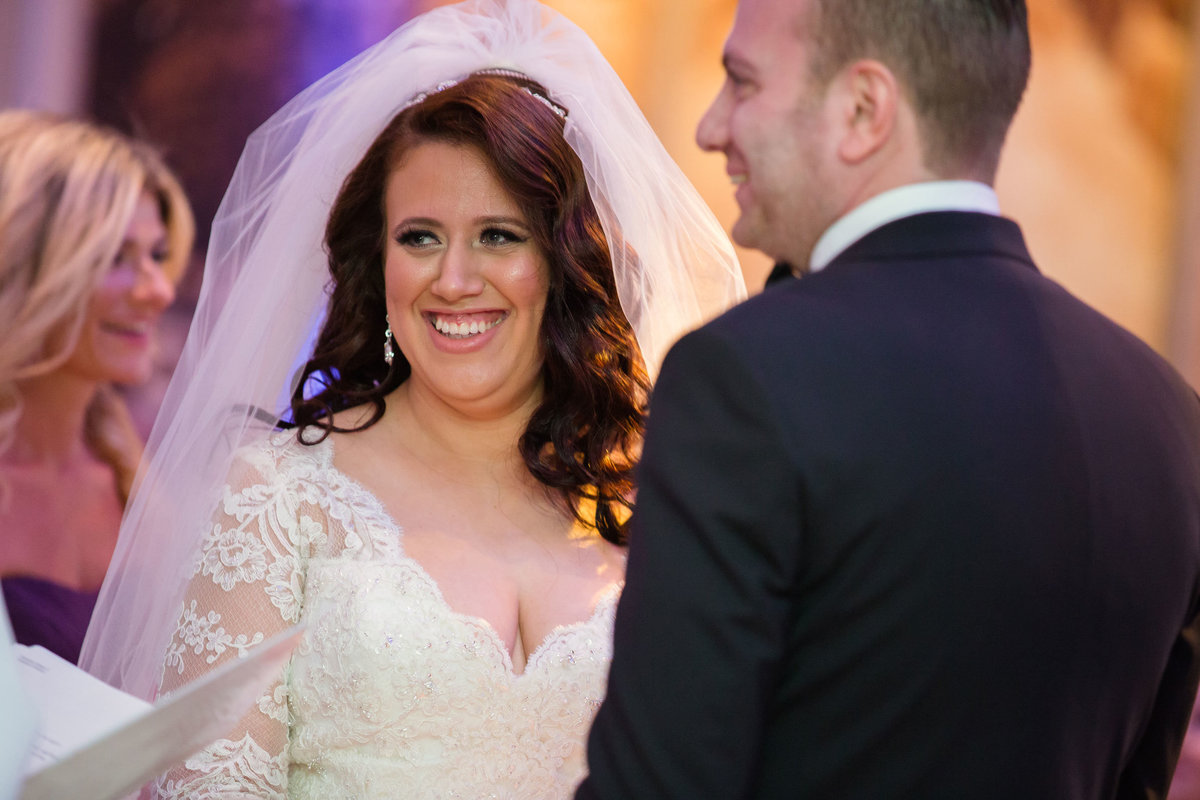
<box><xmin>154</xmin><ymin>433</ymin><xmax>618</xmax><ymax>799</ymax></box>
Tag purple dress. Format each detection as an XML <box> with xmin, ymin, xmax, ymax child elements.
<box><xmin>1</xmin><ymin>575</ymin><xmax>99</xmax><ymax>664</ymax></box>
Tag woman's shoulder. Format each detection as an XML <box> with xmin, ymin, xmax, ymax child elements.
<box><xmin>223</xmin><ymin>426</ymin><xmax>333</xmax><ymax>490</ymax></box>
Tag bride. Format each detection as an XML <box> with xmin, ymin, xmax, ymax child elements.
<box><xmin>80</xmin><ymin>1</ymin><xmax>745</xmax><ymax>797</ymax></box>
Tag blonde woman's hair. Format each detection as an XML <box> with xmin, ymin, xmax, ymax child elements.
<box><xmin>0</xmin><ymin>110</ymin><xmax>194</xmax><ymax>502</ymax></box>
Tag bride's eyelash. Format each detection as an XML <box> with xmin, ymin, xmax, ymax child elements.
<box><xmin>481</xmin><ymin>227</ymin><xmax>527</xmax><ymax>245</ymax></box>
<box><xmin>396</xmin><ymin>228</ymin><xmax>438</xmax><ymax>247</ymax></box>
<box><xmin>394</xmin><ymin>226</ymin><xmax>529</xmax><ymax>248</ymax></box>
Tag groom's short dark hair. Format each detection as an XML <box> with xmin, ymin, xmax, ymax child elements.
<box><xmin>804</xmin><ymin>0</ymin><xmax>1030</xmax><ymax>179</ymax></box>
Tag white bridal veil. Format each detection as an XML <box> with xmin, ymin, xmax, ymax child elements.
<box><xmin>80</xmin><ymin>0</ymin><xmax>746</xmax><ymax>700</ymax></box>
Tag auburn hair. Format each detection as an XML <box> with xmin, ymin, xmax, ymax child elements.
<box><xmin>289</xmin><ymin>73</ymin><xmax>648</xmax><ymax>545</ymax></box>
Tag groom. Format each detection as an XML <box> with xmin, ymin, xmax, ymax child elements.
<box><xmin>577</xmin><ymin>0</ymin><xmax>1200</xmax><ymax>798</ymax></box>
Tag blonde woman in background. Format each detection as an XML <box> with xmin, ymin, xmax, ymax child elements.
<box><xmin>0</xmin><ymin>110</ymin><xmax>193</xmax><ymax>663</ymax></box>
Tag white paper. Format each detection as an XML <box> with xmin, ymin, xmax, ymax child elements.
<box><xmin>16</xmin><ymin>645</ymin><xmax>152</xmax><ymax>774</ymax></box>
<box><xmin>0</xmin><ymin>598</ymin><xmax>36</xmax><ymax>800</ymax></box>
<box><xmin>18</xmin><ymin>624</ymin><xmax>304</xmax><ymax>800</ymax></box>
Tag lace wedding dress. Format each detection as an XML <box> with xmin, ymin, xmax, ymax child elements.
<box><xmin>153</xmin><ymin>433</ymin><xmax>619</xmax><ymax>800</ymax></box>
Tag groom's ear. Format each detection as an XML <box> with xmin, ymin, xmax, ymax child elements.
<box><xmin>832</xmin><ymin>59</ymin><xmax>900</xmax><ymax>165</ymax></box>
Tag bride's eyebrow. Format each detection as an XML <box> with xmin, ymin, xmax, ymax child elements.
<box><xmin>393</xmin><ymin>217</ymin><xmax>440</xmax><ymax>230</ymax></box>
<box><xmin>476</xmin><ymin>215</ymin><xmax>531</xmax><ymax>228</ymax></box>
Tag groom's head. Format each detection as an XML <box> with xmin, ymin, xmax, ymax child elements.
<box><xmin>696</xmin><ymin>0</ymin><xmax>1031</xmax><ymax>268</ymax></box>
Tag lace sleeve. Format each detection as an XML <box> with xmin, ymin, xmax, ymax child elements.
<box><xmin>152</xmin><ymin>444</ymin><xmax>312</xmax><ymax>799</ymax></box>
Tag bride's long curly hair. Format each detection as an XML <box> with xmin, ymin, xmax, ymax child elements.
<box><xmin>289</xmin><ymin>73</ymin><xmax>648</xmax><ymax>545</ymax></box>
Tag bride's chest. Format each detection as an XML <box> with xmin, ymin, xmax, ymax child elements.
<box><xmin>289</xmin><ymin>559</ymin><xmax>617</xmax><ymax>727</ymax></box>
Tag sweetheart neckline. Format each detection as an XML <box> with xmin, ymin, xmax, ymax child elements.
<box><xmin>300</xmin><ymin>435</ymin><xmax>622</xmax><ymax>678</ymax></box>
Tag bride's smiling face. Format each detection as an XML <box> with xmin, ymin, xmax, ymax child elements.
<box><xmin>383</xmin><ymin>139</ymin><xmax>550</xmax><ymax>418</ymax></box>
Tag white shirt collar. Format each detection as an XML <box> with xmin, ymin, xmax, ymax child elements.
<box><xmin>809</xmin><ymin>180</ymin><xmax>1000</xmax><ymax>273</ymax></box>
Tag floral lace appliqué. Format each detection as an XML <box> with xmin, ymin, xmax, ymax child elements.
<box><xmin>155</xmin><ymin>434</ymin><xmax>619</xmax><ymax>800</ymax></box>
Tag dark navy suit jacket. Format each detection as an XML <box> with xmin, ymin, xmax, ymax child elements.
<box><xmin>578</xmin><ymin>212</ymin><xmax>1200</xmax><ymax>799</ymax></box>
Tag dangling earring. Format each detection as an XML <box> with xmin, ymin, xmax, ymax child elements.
<box><xmin>383</xmin><ymin>316</ymin><xmax>395</xmax><ymax>366</ymax></box>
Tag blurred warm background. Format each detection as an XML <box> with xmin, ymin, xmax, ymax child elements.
<box><xmin>1</xmin><ymin>0</ymin><xmax>1197</xmax><ymax>413</ymax></box>
<box><xmin>3</xmin><ymin>0</ymin><xmax>1200</xmax><ymax>794</ymax></box>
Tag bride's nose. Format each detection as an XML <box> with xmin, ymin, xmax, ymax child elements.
<box><xmin>430</xmin><ymin>244</ymin><xmax>485</xmax><ymax>301</ymax></box>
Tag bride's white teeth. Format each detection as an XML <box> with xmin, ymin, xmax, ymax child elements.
<box><xmin>730</xmin><ymin>174</ymin><xmax>747</xmax><ymax>185</ymax></box>
<box><xmin>432</xmin><ymin>315</ymin><xmax>503</xmax><ymax>338</ymax></box>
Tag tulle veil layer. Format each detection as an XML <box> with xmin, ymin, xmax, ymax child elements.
<box><xmin>80</xmin><ymin>0</ymin><xmax>746</xmax><ymax>700</ymax></box>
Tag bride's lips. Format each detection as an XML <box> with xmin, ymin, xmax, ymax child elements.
<box><xmin>423</xmin><ymin>310</ymin><xmax>508</xmax><ymax>352</ymax></box>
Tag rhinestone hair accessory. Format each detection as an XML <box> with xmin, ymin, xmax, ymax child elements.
<box><xmin>401</xmin><ymin>68</ymin><xmax>568</xmax><ymax>118</ymax></box>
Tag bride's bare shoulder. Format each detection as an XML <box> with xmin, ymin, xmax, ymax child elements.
<box><xmin>317</xmin><ymin>402</ymin><xmax>404</xmax><ymax>472</ymax></box>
